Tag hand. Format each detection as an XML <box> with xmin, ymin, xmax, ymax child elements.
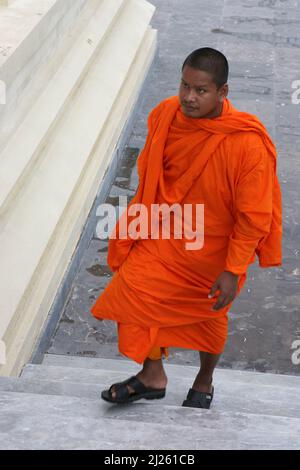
<box><xmin>208</xmin><ymin>271</ymin><xmax>239</xmax><ymax>311</ymax></box>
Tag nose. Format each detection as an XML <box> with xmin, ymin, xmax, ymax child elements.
<box><xmin>185</xmin><ymin>88</ymin><xmax>197</xmax><ymax>103</ymax></box>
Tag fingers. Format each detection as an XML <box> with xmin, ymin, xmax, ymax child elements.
<box><xmin>208</xmin><ymin>282</ymin><xmax>219</xmax><ymax>299</ymax></box>
<box><xmin>212</xmin><ymin>292</ymin><xmax>235</xmax><ymax>311</ymax></box>
<box><xmin>209</xmin><ymin>271</ymin><xmax>239</xmax><ymax>311</ymax></box>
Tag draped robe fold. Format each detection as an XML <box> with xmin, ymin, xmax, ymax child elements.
<box><xmin>90</xmin><ymin>96</ymin><xmax>282</xmax><ymax>364</ymax></box>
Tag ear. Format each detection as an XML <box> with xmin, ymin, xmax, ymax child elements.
<box><xmin>218</xmin><ymin>83</ymin><xmax>228</xmax><ymax>101</ymax></box>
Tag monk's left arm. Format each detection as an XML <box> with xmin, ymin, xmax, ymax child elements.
<box><xmin>224</xmin><ymin>144</ymin><xmax>275</xmax><ymax>275</ymax></box>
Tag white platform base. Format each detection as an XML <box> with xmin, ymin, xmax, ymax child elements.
<box><xmin>0</xmin><ymin>0</ymin><xmax>156</xmax><ymax>376</ymax></box>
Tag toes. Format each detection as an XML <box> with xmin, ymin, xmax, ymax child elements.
<box><xmin>110</xmin><ymin>384</ymin><xmax>135</xmax><ymax>400</ymax></box>
<box><xmin>127</xmin><ymin>385</ymin><xmax>135</xmax><ymax>395</ymax></box>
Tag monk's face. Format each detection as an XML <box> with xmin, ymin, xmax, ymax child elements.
<box><xmin>179</xmin><ymin>65</ymin><xmax>228</xmax><ymax>119</ymax></box>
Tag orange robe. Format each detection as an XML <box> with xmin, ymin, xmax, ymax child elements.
<box><xmin>90</xmin><ymin>96</ymin><xmax>282</xmax><ymax>364</ymax></box>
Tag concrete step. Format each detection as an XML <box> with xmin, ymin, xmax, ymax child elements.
<box><xmin>0</xmin><ymin>389</ymin><xmax>299</xmax><ymax>449</ymax></box>
<box><xmin>19</xmin><ymin>364</ymin><xmax>300</xmax><ymax>419</ymax></box>
<box><xmin>42</xmin><ymin>354</ymin><xmax>300</xmax><ymax>388</ymax></box>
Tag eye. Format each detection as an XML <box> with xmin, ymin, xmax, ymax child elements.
<box><xmin>197</xmin><ymin>89</ymin><xmax>205</xmax><ymax>94</ymax></box>
<box><xmin>181</xmin><ymin>81</ymin><xmax>189</xmax><ymax>89</ymax></box>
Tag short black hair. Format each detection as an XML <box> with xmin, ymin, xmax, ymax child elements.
<box><xmin>182</xmin><ymin>47</ymin><xmax>229</xmax><ymax>89</ymax></box>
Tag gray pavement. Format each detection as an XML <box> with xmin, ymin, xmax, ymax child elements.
<box><xmin>48</xmin><ymin>0</ymin><xmax>300</xmax><ymax>375</ymax></box>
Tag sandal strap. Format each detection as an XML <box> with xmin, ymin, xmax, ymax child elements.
<box><xmin>109</xmin><ymin>376</ymin><xmax>147</xmax><ymax>400</ymax></box>
<box><xmin>127</xmin><ymin>376</ymin><xmax>148</xmax><ymax>394</ymax></box>
<box><xmin>186</xmin><ymin>388</ymin><xmax>213</xmax><ymax>407</ymax></box>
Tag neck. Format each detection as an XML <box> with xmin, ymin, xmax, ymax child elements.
<box><xmin>205</xmin><ymin>101</ymin><xmax>224</xmax><ymax>119</ymax></box>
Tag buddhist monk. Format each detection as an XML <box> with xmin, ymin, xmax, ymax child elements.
<box><xmin>90</xmin><ymin>47</ymin><xmax>282</xmax><ymax>408</ymax></box>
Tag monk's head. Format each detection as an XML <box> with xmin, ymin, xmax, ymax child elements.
<box><xmin>179</xmin><ymin>47</ymin><xmax>229</xmax><ymax>119</ymax></box>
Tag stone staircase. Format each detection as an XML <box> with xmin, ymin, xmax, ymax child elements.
<box><xmin>0</xmin><ymin>354</ymin><xmax>299</xmax><ymax>449</ymax></box>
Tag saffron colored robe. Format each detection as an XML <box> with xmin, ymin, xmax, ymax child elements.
<box><xmin>90</xmin><ymin>96</ymin><xmax>282</xmax><ymax>364</ymax></box>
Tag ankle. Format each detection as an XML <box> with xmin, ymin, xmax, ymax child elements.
<box><xmin>194</xmin><ymin>373</ymin><xmax>213</xmax><ymax>386</ymax></box>
<box><xmin>141</xmin><ymin>366</ymin><xmax>167</xmax><ymax>379</ymax></box>
<box><xmin>143</xmin><ymin>358</ymin><xmax>164</xmax><ymax>371</ymax></box>
<box><xmin>143</xmin><ymin>357</ymin><xmax>163</xmax><ymax>367</ymax></box>
<box><xmin>136</xmin><ymin>369</ymin><xmax>168</xmax><ymax>388</ymax></box>
<box><xmin>139</xmin><ymin>360</ymin><xmax>167</xmax><ymax>380</ymax></box>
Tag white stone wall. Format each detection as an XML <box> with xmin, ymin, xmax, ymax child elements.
<box><xmin>0</xmin><ymin>0</ymin><xmax>87</xmax><ymax>151</ymax></box>
<box><xmin>0</xmin><ymin>0</ymin><xmax>157</xmax><ymax>376</ymax></box>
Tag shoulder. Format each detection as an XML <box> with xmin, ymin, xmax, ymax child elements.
<box><xmin>228</xmin><ymin>130</ymin><xmax>265</xmax><ymax>149</ymax></box>
<box><xmin>226</xmin><ymin>130</ymin><xmax>273</xmax><ymax>177</ymax></box>
<box><xmin>227</xmin><ymin>130</ymin><xmax>269</xmax><ymax>162</ymax></box>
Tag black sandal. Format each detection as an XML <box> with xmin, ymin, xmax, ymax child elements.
<box><xmin>182</xmin><ymin>385</ymin><xmax>214</xmax><ymax>409</ymax></box>
<box><xmin>101</xmin><ymin>376</ymin><xmax>166</xmax><ymax>404</ymax></box>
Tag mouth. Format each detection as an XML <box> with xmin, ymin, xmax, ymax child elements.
<box><xmin>183</xmin><ymin>104</ymin><xmax>198</xmax><ymax>112</ymax></box>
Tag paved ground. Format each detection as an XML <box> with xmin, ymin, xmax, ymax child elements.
<box><xmin>48</xmin><ymin>0</ymin><xmax>300</xmax><ymax>375</ymax></box>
